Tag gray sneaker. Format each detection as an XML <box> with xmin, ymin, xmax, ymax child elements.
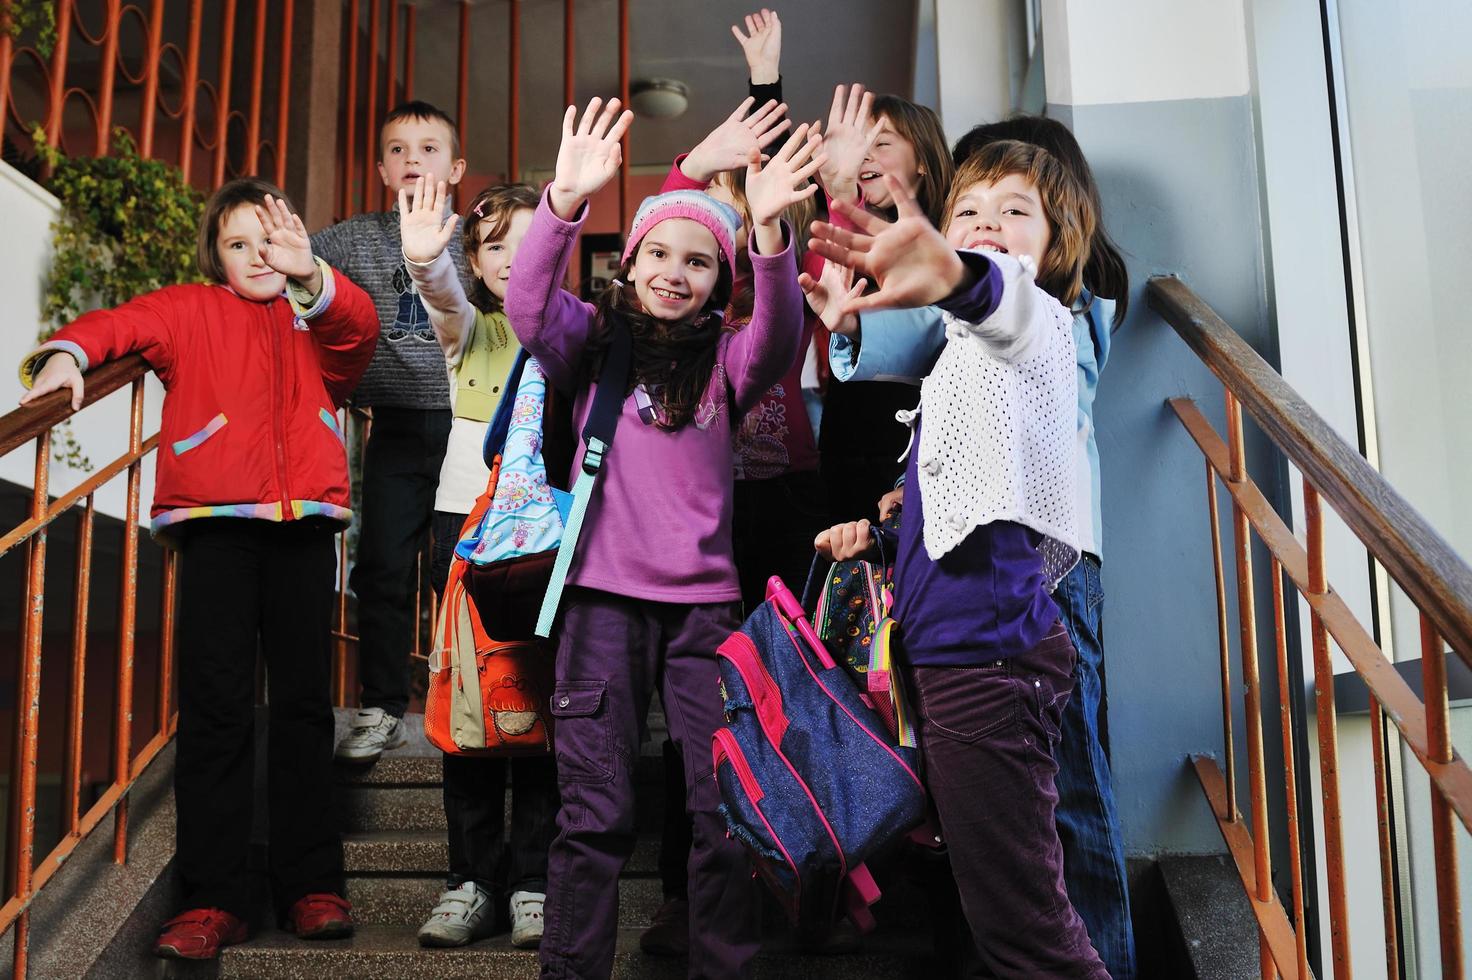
<box><xmin>418</xmin><ymin>882</ymin><xmax>495</xmax><ymax>948</ymax></box>
<box><xmin>509</xmin><ymin>890</ymin><xmax>545</xmax><ymax>949</ymax></box>
<box><xmin>334</xmin><ymin>707</ymin><xmax>407</xmax><ymax>762</ymax></box>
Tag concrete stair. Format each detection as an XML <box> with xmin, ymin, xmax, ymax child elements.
<box><xmin>165</xmin><ymin>709</ymin><xmax>940</xmax><ymax>978</ymax></box>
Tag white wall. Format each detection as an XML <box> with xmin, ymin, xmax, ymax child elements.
<box><xmin>0</xmin><ymin>160</ymin><xmax>162</xmax><ymax>525</ymax></box>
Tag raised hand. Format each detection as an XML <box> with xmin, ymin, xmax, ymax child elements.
<box><xmin>745</xmin><ymin>123</ymin><xmax>825</xmax><ymax>255</ymax></box>
<box><xmin>398</xmin><ymin>177</ymin><xmax>457</xmax><ymax>266</ymax></box>
<box><xmin>797</xmin><ymin>258</ymin><xmax>863</xmax><ymax>336</ymax></box>
<box><xmin>549</xmin><ymin>97</ymin><xmax>635</xmax><ymax>219</ymax></box>
<box><xmin>19</xmin><ymin>352</ymin><xmax>84</xmax><ymax>411</ymax></box>
<box><xmin>817</xmin><ymin>83</ymin><xmax>881</xmax><ymax>204</ymax></box>
<box><xmin>255</xmin><ymin>195</ymin><xmax>321</xmax><ymax>292</ymax></box>
<box><xmin>732</xmin><ymin>8</ymin><xmax>782</xmax><ymax>85</ymax></box>
<box><xmin>681</xmin><ymin>97</ymin><xmax>790</xmax><ymax>183</ymax></box>
<box><xmin>807</xmin><ymin>173</ymin><xmax>968</xmax><ymax>313</ymax></box>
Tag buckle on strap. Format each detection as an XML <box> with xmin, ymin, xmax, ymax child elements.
<box><xmin>581</xmin><ymin>436</ymin><xmax>608</xmax><ymax>475</ymax></box>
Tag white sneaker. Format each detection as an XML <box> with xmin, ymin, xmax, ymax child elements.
<box><xmin>334</xmin><ymin>707</ymin><xmax>407</xmax><ymax>762</ymax></box>
<box><xmin>417</xmin><ymin>882</ymin><xmax>495</xmax><ymax>948</ymax></box>
<box><xmin>509</xmin><ymin>890</ymin><xmax>545</xmax><ymax>949</ymax></box>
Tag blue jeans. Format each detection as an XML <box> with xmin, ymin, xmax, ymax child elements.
<box><xmin>1054</xmin><ymin>555</ymin><xmax>1136</xmax><ymax>979</ymax></box>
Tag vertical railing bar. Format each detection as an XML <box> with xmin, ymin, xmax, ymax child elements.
<box><xmin>137</xmin><ymin>0</ymin><xmax>166</xmax><ymax>157</ymax></box>
<box><xmin>382</xmin><ymin>0</ymin><xmax>399</xmax><ymax>211</ymax></box>
<box><xmin>9</xmin><ymin>431</ymin><xmax>51</xmax><ymax>980</ymax></box>
<box><xmin>274</xmin><ymin>0</ymin><xmax>296</xmax><ymax>188</ymax></box>
<box><xmin>178</xmin><ymin>0</ymin><xmax>203</xmax><ymax>181</ymax></box>
<box><xmin>1271</xmin><ymin>558</ymin><xmax>1311</xmax><ymax>980</ymax></box>
<box><xmin>93</xmin><ymin>0</ymin><xmax>122</xmax><ymax>155</ymax></box>
<box><xmin>0</xmin><ymin>22</ymin><xmax>13</xmax><ymax>159</ymax></box>
<box><xmin>1368</xmin><ymin>699</ymin><xmax>1401</xmax><ymax>979</ymax></box>
<box><xmin>1304</xmin><ymin>483</ymin><xmax>1352</xmax><ymax>978</ymax></box>
<box><xmin>361</xmin><ymin>0</ymin><xmax>380</xmax><ymax>216</ymax></box>
<box><xmin>211</xmin><ymin>0</ymin><xmax>240</xmax><ymax>189</ymax></box>
<box><xmin>112</xmin><ymin>379</ymin><xmax>145</xmax><ymax>864</ymax></box>
<box><xmin>158</xmin><ymin>547</ymin><xmax>178</xmax><ymax>737</ymax></box>
<box><xmin>63</xmin><ymin>496</ymin><xmax>96</xmax><ymax>837</ymax></box>
<box><xmin>1421</xmin><ymin>614</ymin><xmax>1463</xmax><ymax>977</ymax></box>
<box><xmin>456</xmin><ymin>1</ymin><xmax>468</xmax><ymax>160</ymax></box>
<box><xmin>402</xmin><ymin>4</ymin><xmax>414</xmax><ymax>102</ymax></box>
<box><xmin>1206</xmin><ymin>459</ymin><xmax>1236</xmax><ymax>820</ymax></box>
<box><xmin>44</xmin><ymin>0</ymin><xmax>77</xmax><ymax>149</ymax></box>
<box><xmin>617</xmin><ymin>0</ymin><xmax>628</xmax><ymax>225</ymax></box>
<box><xmin>1226</xmin><ymin>394</ymin><xmax>1273</xmax><ymax>979</ymax></box>
<box><xmin>508</xmin><ymin>0</ymin><xmax>519</xmax><ymax>180</ymax></box>
<box><xmin>245</xmin><ymin>0</ymin><xmax>268</xmax><ymax>175</ymax></box>
<box><xmin>341</xmin><ymin>0</ymin><xmax>360</xmax><ymax>216</ymax></box>
<box><xmin>563</xmin><ymin>0</ymin><xmax>574</xmax><ymax>107</ymax></box>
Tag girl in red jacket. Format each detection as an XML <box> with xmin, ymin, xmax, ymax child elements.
<box><xmin>18</xmin><ymin>177</ymin><xmax>379</xmax><ymax>960</ymax></box>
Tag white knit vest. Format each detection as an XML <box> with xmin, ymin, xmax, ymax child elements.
<box><xmin>904</xmin><ymin>253</ymin><xmax>1080</xmax><ymax>590</ymax></box>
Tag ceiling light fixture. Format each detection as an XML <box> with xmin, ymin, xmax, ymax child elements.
<box><xmin>629</xmin><ymin>78</ymin><xmax>689</xmax><ymax>119</ymax></box>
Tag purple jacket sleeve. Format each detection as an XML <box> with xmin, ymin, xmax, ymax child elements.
<box><xmin>502</xmin><ymin>188</ymin><xmax>599</xmax><ymax>393</ymax></box>
<box><xmin>723</xmin><ymin>222</ymin><xmax>804</xmax><ymax>412</ymax></box>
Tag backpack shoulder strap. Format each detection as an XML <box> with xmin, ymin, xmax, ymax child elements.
<box><xmin>534</xmin><ymin>322</ymin><xmax>633</xmax><ymax>636</ymax></box>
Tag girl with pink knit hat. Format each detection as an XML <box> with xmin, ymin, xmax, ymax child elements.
<box><xmin>503</xmin><ymin>97</ymin><xmax>822</xmax><ymax>979</ymax></box>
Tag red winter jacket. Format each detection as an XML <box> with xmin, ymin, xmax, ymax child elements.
<box><xmin>19</xmin><ymin>264</ymin><xmax>378</xmax><ymax>534</ymax></box>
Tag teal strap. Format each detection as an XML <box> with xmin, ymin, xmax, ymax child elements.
<box><xmin>535</xmin><ymin>437</ymin><xmax>606</xmax><ymax>637</ymax></box>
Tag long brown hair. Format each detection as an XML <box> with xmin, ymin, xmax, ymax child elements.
<box><xmin>943</xmin><ymin>140</ymin><xmax>1095</xmax><ymax>307</ymax></box>
<box><xmin>953</xmin><ymin>116</ymin><xmax>1128</xmax><ymax>326</ymax></box>
<box><xmin>585</xmin><ymin>251</ymin><xmax>735</xmax><ymax>431</ymax></box>
<box><xmin>461</xmin><ymin>182</ymin><xmax>540</xmax><ymax>313</ymax></box>
<box><xmin>871</xmin><ymin>94</ymin><xmax>954</xmax><ymax>228</ymax></box>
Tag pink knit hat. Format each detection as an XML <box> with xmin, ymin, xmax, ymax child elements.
<box><xmin>621</xmin><ymin>190</ymin><xmax>741</xmax><ymax>270</ymax></box>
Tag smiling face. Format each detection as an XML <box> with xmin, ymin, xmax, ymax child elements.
<box><xmin>216</xmin><ymin>204</ymin><xmax>286</xmax><ymax>302</ymax></box>
<box><xmin>629</xmin><ymin>219</ymin><xmax>723</xmax><ymax>322</ymax></box>
<box><xmin>469</xmin><ymin>207</ymin><xmax>533</xmax><ymax>303</ymax></box>
<box><xmin>377</xmin><ymin>115</ymin><xmax>465</xmax><ymax>196</ymax></box>
<box><xmin>943</xmin><ymin>173</ymin><xmax>1052</xmax><ymax>268</ymax></box>
<box><xmin>859</xmin><ymin>116</ymin><xmax>921</xmax><ymax>211</ymax></box>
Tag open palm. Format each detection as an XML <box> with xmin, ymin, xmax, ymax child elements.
<box><xmin>745</xmin><ymin>123</ymin><xmax>825</xmax><ymax>228</ymax></box>
<box><xmin>550</xmin><ymin>98</ymin><xmax>634</xmax><ymax>218</ymax></box>
<box><xmin>255</xmin><ymin>195</ymin><xmax>316</xmax><ymax>281</ymax></box>
<box><xmin>398</xmin><ymin>177</ymin><xmax>456</xmax><ymax>265</ymax></box>
<box><xmin>817</xmin><ymin>84</ymin><xmax>881</xmax><ymax>201</ymax></box>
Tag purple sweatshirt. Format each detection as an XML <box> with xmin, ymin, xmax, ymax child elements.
<box><xmin>504</xmin><ymin>190</ymin><xmax>804</xmax><ymax>603</ymax></box>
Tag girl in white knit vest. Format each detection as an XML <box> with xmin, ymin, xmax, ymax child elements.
<box><xmin>810</xmin><ymin>144</ymin><xmax>1111</xmax><ymax>978</ymax></box>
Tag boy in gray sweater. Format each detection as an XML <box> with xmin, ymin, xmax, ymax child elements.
<box><xmin>311</xmin><ymin>101</ymin><xmax>470</xmax><ymax>762</ymax></box>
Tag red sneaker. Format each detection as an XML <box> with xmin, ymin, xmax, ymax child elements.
<box><xmin>286</xmin><ymin>892</ymin><xmax>354</xmax><ymax>940</ymax></box>
<box><xmin>153</xmin><ymin>907</ymin><xmax>248</xmax><ymax>959</ymax></box>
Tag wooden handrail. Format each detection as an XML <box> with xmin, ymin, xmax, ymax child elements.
<box><xmin>0</xmin><ymin>354</ymin><xmax>150</xmax><ymax>460</ymax></box>
<box><xmin>1148</xmin><ymin>275</ymin><xmax>1472</xmax><ymax>667</ymax></box>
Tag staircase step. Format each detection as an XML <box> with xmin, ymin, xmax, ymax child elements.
<box><xmin>207</xmin><ymin>924</ymin><xmax>939</xmax><ymax>979</ymax></box>
<box><xmin>339</xmin><ymin>784</ymin><xmax>447</xmax><ymax>832</ymax></box>
<box><xmin>336</xmin><ymin>751</ymin><xmax>667</xmax><ymax>788</ymax></box>
<box><xmin>346</xmin><ymin>874</ymin><xmax>666</xmax><ymax>927</ymax></box>
<box><xmin>341</xmin><ymin>828</ymin><xmax>663</xmax><ymax>877</ymax></box>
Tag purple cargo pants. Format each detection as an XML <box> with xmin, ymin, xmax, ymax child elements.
<box><xmin>912</xmin><ymin>623</ymin><xmax>1111</xmax><ymax>979</ymax></box>
<box><xmin>539</xmin><ymin>587</ymin><xmax>761</xmax><ymax>980</ymax></box>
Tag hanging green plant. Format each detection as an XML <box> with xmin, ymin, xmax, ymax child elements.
<box><xmin>2</xmin><ymin>1</ymin><xmax>56</xmax><ymax>56</ymax></box>
<box><xmin>33</xmin><ymin>125</ymin><xmax>205</xmax><ymax>469</ymax></box>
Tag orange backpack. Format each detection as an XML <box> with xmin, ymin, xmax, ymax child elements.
<box><xmin>425</xmin><ymin>463</ymin><xmax>555</xmax><ymax>756</ymax></box>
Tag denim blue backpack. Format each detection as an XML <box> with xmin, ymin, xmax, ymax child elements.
<box><xmin>713</xmin><ymin>575</ymin><xmax>926</xmax><ymax>930</ymax></box>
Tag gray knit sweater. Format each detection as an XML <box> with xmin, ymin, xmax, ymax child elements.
<box><xmin>311</xmin><ymin>210</ymin><xmax>474</xmax><ymax>409</ymax></box>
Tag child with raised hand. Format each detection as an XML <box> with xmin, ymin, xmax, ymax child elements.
<box><xmin>810</xmin><ymin>158</ymin><xmax>1111</xmax><ymax>978</ymax></box>
<box><xmin>813</xmin><ymin>83</ymin><xmax>955</xmax><ymax>527</ymax></box>
<box><xmin>19</xmin><ymin>178</ymin><xmax>378</xmax><ymax>961</ymax></box>
<box><xmin>506</xmin><ymin>97</ymin><xmax>818</xmax><ymax>979</ymax></box>
<box><xmin>396</xmin><ymin>176</ymin><xmax>558</xmax><ymax>950</ymax></box>
<box><xmin>812</xmin><ymin>118</ymin><xmax>1137</xmax><ymax>977</ymax></box>
<box><xmin>311</xmin><ymin>101</ymin><xmax>470</xmax><ymax>765</ymax></box>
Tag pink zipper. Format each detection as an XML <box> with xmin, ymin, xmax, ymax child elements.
<box><xmin>713</xmin><ymin>728</ymin><xmax>802</xmax><ymax>912</ymax></box>
<box><xmin>718</xmin><ymin>632</ymin><xmax>789</xmax><ymax>744</ymax></box>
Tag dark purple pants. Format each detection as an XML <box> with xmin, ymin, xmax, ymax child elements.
<box><xmin>539</xmin><ymin>588</ymin><xmax>760</xmax><ymax>980</ymax></box>
<box><xmin>912</xmin><ymin>624</ymin><xmax>1111</xmax><ymax>979</ymax></box>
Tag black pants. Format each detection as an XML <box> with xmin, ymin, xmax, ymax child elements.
<box><xmin>818</xmin><ymin>380</ymin><xmax>912</xmax><ymax>525</ymax></box>
<box><xmin>174</xmin><ymin>518</ymin><xmax>344</xmax><ymax>921</ymax></box>
<box><xmin>431</xmin><ymin>511</ymin><xmax>560</xmax><ymax>900</ymax></box>
<box><xmin>350</xmin><ymin>407</ymin><xmax>451</xmax><ymax>717</ymax></box>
